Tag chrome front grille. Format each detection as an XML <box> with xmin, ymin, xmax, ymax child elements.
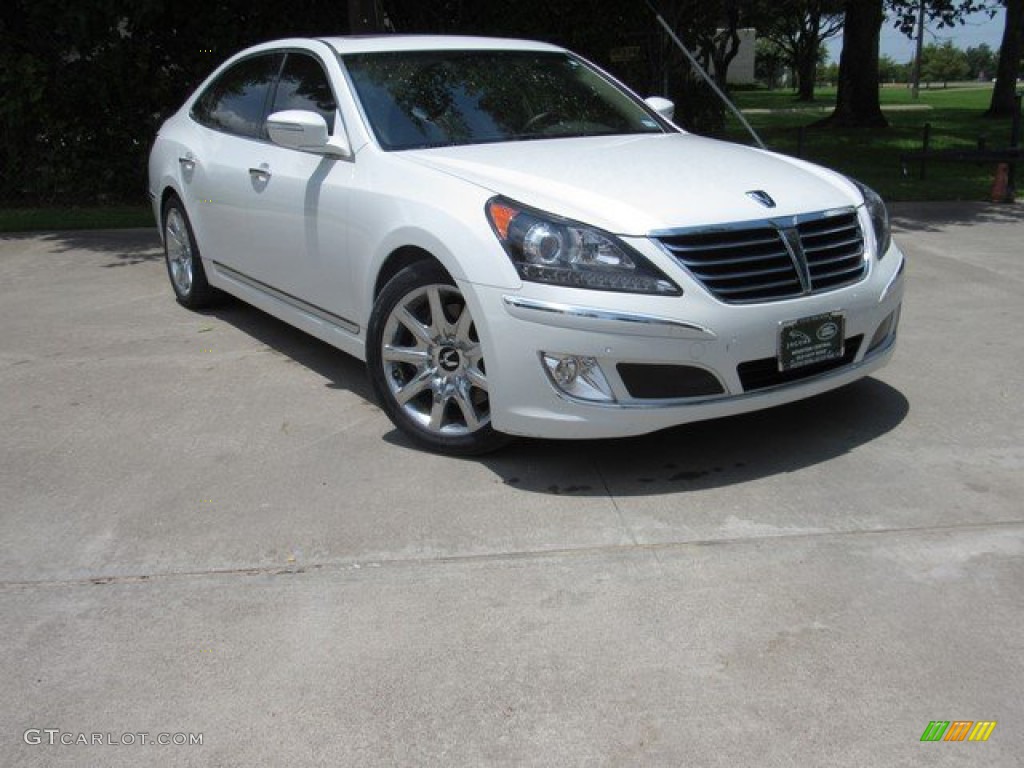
<box><xmin>654</xmin><ymin>209</ymin><xmax>866</xmax><ymax>304</ymax></box>
<box><xmin>797</xmin><ymin>212</ymin><xmax>868</xmax><ymax>292</ymax></box>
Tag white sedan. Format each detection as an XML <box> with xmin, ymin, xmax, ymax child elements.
<box><xmin>148</xmin><ymin>35</ymin><xmax>905</xmax><ymax>455</ymax></box>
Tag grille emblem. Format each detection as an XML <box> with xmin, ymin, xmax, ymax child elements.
<box><xmin>746</xmin><ymin>190</ymin><xmax>776</xmax><ymax>208</ymax></box>
<box><xmin>779</xmin><ymin>227</ymin><xmax>812</xmax><ymax>293</ymax></box>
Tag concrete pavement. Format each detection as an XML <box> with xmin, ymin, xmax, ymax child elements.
<box><xmin>1</xmin><ymin>203</ymin><xmax>1022</xmax><ymax>765</ymax></box>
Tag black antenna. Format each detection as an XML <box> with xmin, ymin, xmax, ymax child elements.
<box><xmin>644</xmin><ymin>0</ymin><xmax>766</xmax><ymax>150</ymax></box>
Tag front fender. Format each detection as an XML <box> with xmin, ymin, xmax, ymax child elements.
<box><xmin>349</xmin><ymin>154</ymin><xmax>524</xmax><ymax>325</ymax></box>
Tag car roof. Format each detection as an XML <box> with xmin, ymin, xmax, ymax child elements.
<box><xmin>318</xmin><ymin>35</ymin><xmax>565</xmax><ymax>55</ymax></box>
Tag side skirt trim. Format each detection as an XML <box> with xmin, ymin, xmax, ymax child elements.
<box><xmin>211</xmin><ymin>260</ymin><xmax>360</xmax><ymax>335</ymax></box>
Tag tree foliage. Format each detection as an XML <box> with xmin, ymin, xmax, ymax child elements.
<box><xmin>964</xmin><ymin>43</ymin><xmax>998</xmax><ymax>79</ymax></box>
<box><xmin>987</xmin><ymin>0</ymin><xmax>1023</xmax><ymax>117</ymax></box>
<box><xmin>0</xmin><ymin>0</ymin><xmax>348</xmax><ymax>205</ymax></box>
<box><xmin>878</xmin><ymin>54</ymin><xmax>912</xmax><ymax>82</ymax></box>
<box><xmin>920</xmin><ymin>40</ymin><xmax>971</xmax><ymax>83</ymax></box>
<box><xmin>759</xmin><ymin>0</ymin><xmax>845</xmax><ymax>101</ymax></box>
<box><xmin>822</xmin><ymin>0</ymin><xmax>993</xmax><ymax>127</ymax></box>
<box><xmin>755</xmin><ymin>39</ymin><xmax>790</xmax><ymax>87</ymax></box>
<box><xmin>888</xmin><ymin>0</ymin><xmax>998</xmax><ymax>35</ymax></box>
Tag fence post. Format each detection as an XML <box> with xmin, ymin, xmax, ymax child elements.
<box><xmin>919</xmin><ymin>122</ymin><xmax>931</xmax><ymax>181</ymax></box>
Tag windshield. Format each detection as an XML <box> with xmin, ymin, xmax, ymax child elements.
<box><xmin>341</xmin><ymin>50</ymin><xmax>667</xmax><ymax>150</ymax></box>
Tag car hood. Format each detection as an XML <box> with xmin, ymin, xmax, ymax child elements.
<box><xmin>400</xmin><ymin>133</ymin><xmax>860</xmax><ymax>236</ymax></box>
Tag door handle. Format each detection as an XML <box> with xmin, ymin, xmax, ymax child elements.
<box><xmin>248</xmin><ymin>165</ymin><xmax>271</xmax><ymax>181</ymax></box>
<box><xmin>178</xmin><ymin>153</ymin><xmax>197</xmax><ymax>171</ymax></box>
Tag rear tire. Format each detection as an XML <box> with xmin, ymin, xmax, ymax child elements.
<box><xmin>367</xmin><ymin>261</ymin><xmax>511</xmax><ymax>456</ymax></box>
<box><xmin>162</xmin><ymin>195</ymin><xmax>217</xmax><ymax>309</ymax></box>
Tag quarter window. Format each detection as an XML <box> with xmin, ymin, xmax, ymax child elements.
<box><xmin>272</xmin><ymin>53</ymin><xmax>337</xmax><ymax>133</ymax></box>
<box><xmin>192</xmin><ymin>54</ymin><xmax>283</xmax><ymax>138</ymax></box>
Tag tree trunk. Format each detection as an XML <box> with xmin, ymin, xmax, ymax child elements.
<box><xmin>712</xmin><ymin>34</ymin><xmax>740</xmax><ymax>91</ymax></box>
<box><xmin>820</xmin><ymin>0</ymin><xmax>888</xmax><ymax>128</ymax></box>
<box><xmin>796</xmin><ymin>42</ymin><xmax>818</xmax><ymax>101</ymax></box>
<box><xmin>987</xmin><ymin>0</ymin><xmax>1022</xmax><ymax>118</ymax></box>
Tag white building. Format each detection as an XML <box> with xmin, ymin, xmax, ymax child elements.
<box><xmin>714</xmin><ymin>28</ymin><xmax>756</xmax><ymax>85</ymax></box>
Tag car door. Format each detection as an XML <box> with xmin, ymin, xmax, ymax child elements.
<box><xmin>185</xmin><ymin>53</ymin><xmax>284</xmax><ymax>271</ymax></box>
<box><xmin>241</xmin><ymin>51</ymin><xmax>358</xmax><ymax>332</ymax></box>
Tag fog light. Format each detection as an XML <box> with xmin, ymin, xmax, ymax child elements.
<box><xmin>867</xmin><ymin>306</ymin><xmax>901</xmax><ymax>354</ymax></box>
<box><xmin>541</xmin><ymin>353</ymin><xmax>615</xmax><ymax>402</ymax></box>
<box><xmin>553</xmin><ymin>357</ymin><xmax>579</xmax><ymax>387</ymax></box>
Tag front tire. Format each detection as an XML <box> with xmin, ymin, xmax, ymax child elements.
<box><xmin>162</xmin><ymin>195</ymin><xmax>217</xmax><ymax>309</ymax></box>
<box><xmin>367</xmin><ymin>261</ymin><xmax>511</xmax><ymax>456</ymax></box>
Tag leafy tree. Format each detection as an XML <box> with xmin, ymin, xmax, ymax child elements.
<box><xmin>878</xmin><ymin>54</ymin><xmax>911</xmax><ymax>81</ymax></box>
<box><xmin>891</xmin><ymin>0</ymin><xmax>996</xmax><ymax>96</ymax></box>
<box><xmin>822</xmin><ymin>0</ymin><xmax>988</xmax><ymax>128</ymax></box>
<box><xmin>919</xmin><ymin>40</ymin><xmax>970</xmax><ymax>84</ymax></box>
<box><xmin>755</xmin><ymin>39</ymin><xmax>790</xmax><ymax>87</ymax></box>
<box><xmin>641</xmin><ymin>1</ymin><xmax>731</xmax><ymax>133</ymax></box>
<box><xmin>889</xmin><ymin>0</ymin><xmax>998</xmax><ymax>34</ymax></box>
<box><xmin>686</xmin><ymin>1</ymin><xmax>764</xmax><ymax>90</ymax></box>
<box><xmin>820</xmin><ymin>0</ymin><xmax>888</xmax><ymax>127</ymax></box>
<box><xmin>822</xmin><ymin>60</ymin><xmax>841</xmax><ymax>84</ymax></box>
<box><xmin>987</xmin><ymin>0</ymin><xmax>1023</xmax><ymax>117</ymax></box>
<box><xmin>964</xmin><ymin>42</ymin><xmax>998</xmax><ymax>79</ymax></box>
<box><xmin>0</xmin><ymin>0</ymin><xmax>348</xmax><ymax>206</ymax></box>
<box><xmin>760</xmin><ymin>0</ymin><xmax>845</xmax><ymax>101</ymax></box>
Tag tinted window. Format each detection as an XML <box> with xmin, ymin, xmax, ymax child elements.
<box><xmin>192</xmin><ymin>54</ymin><xmax>283</xmax><ymax>138</ymax></box>
<box><xmin>272</xmin><ymin>53</ymin><xmax>337</xmax><ymax>132</ymax></box>
<box><xmin>342</xmin><ymin>50</ymin><xmax>666</xmax><ymax>150</ymax></box>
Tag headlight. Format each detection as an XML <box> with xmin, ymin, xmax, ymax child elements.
<box><xmin>486</xmin><ymin>197</ymin><xmax>681</xmax><ymax>295</ymax></box>
<box><xmin>852</xmin><ymin>180</ymin><xmax>892</xmax><ymax>260</ymax></box>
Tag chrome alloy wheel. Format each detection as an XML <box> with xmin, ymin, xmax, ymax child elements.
<box><xmin>380</xmin><ymin>284</ymin><xmax>490</xmax><ymax>436</ymax></box>
<box><xmin>164</xmin><ymin>207</ymin><xmax>194</xmax><ymax>296</ymax></box>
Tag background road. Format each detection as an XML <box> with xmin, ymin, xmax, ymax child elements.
<box><xmin>1</xmin><ymin>202</ymin><xmax>1021</xmax><ymax>766</ymax></box>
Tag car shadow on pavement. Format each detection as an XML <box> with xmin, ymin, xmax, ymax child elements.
<box><xmin>63</xmin><ymin>226</ymin><xmax>908</xmax><ymax>496</ymax></box>
<box><xmin>200</xmin><ymin>297</ymin><xmax>376</xmax><ymax>403</ymax></box>
<box><xmin>478</xmin><ymin>377</ymin><xmax>909</xmax><ymax>497</ymax></box>
<box><xmin>204</xmin><ymin>293</ymin><xmax>908</xmax><ymax>497</ymax></box>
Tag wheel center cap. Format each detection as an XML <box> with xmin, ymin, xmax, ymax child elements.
<box><xmin>438</xmin><ymin>346</ymin><xmax>461</xmax><ymax>373</ymax></box>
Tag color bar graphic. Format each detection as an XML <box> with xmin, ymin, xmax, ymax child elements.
<box><xmin>920</xmin><ymin>720</ymin><xmax>996</xmax><ymax>742</ymax></box>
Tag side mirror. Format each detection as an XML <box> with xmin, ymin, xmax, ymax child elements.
<box><xmin>644</xmin><ymin>97</ymin><xmax>675</xmax><ymax>121</ymax></box>
<box><xmin>266</xmin><ymin>110</ymin><xmax>350</xmax><ymax>157</ymax></box>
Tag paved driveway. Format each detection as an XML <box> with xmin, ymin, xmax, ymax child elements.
<box><xmin>1</xmin><ymin>202</ymin><xmax>1022</xmax><ymax>766</ymax></box>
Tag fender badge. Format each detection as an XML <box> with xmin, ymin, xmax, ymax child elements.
<box><xmin>747</xmin><ymin>190</ymin><xmax>776</xmax><ymax>208</ymax></box>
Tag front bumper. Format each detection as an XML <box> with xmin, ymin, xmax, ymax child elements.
<box><xmin>465</xmin><ymin>242</ymin><xmax>905</xmax><ymax>440</ymax></box>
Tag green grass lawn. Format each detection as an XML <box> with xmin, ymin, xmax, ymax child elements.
<box><xmin>726</xmin><ymin>84</ymin><xmax>1016</xmax><ymax>202</ymax></box>
<box><xmin>0</xmin><ymin>205</ymin><xmax>153</xmax><ymax>233</ymax></box>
